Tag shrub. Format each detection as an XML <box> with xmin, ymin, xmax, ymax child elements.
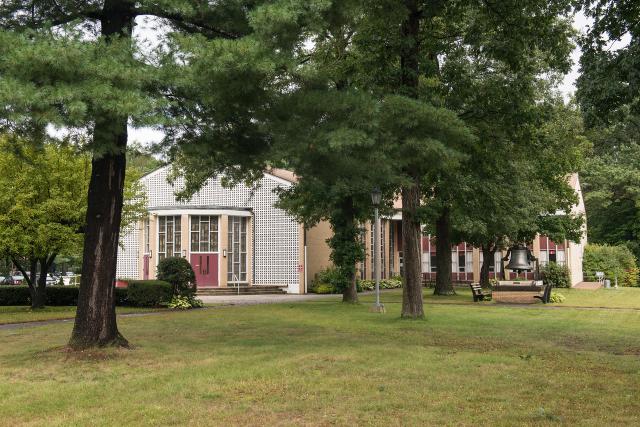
<box><xmin>167</xmin><ymin>295</ymin><xmax>204</xmax><ymax>309</ymax></box>
<box><xmin>157</xmin><ymin>257</ymin><xmax>197</xmax><ymax>297</ymax></box>
<box><xmin>46</xmin><ymin>286</ymin><xmax>79</xmax><ymax>305</ymax></box>
<box><xmin>549</xmin><ymin>292</ymin><xmax>566</xmax><ymax>304</ymax></box>
<box><xmin>357</xmin><ymin>278</ymin><xmax>403</xmax><ymax>291</ymax></box>
<box><xmin>114</xmin><ymin>288</ymin><xmax>129</xmax><ymax>306</ymax></box>
<box><xmin>541</xmin><ymin>262</ymin><xmax>571</xmax><ymax>288</ymax></box>
<box><xmin>0</xmin><ymin>286</ymin><xmax>31</xmax><ymax>305</ymax></box>
<box><xmin>0</xmin><ymin>286</ymin><xmax>82</xmax><ymax>306</ymax></box>
<box><xmin>126</xmin><ymin>280</ymin><xmax>172</xmax><ymax>307</ymax></box>
<box><xmin>583</xmin><ymin>244</ymin><xmax>638</xmax><ymax>287</ymax></box>
<box><xmin>312</xmin><ymin>283</ymin><xmax>337</xmax><ymax>294</ymax></box>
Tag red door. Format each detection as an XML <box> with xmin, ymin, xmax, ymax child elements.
<box><xmin>190</xmin><ymin>254</ymin><xmax>219</xmax><ymax>288</ymax></box>
<box><xmin>143</xmin><ymin>255</ymin><xmax>150</xmax><ymax>280</ymax></box>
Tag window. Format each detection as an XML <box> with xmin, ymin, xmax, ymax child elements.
<box><xmin>144</xmin><ymin>217</ymin><xmax>150</xmax><ymax>254</ymax></box>
<box><xmin>421</xmin><ymin>251</ymin><xmax>429</xmax><ymax>273</ymax></box>
<box><xmin>158</xmin><ymin>216</ymin><xmax>181</xmax><ymax>260</ymax></box>
<box><xmin>458</xmin><ymin>253</ymin><xmax>466</xmax><ymax>273</ymax></box>
<box><xmin>190</xmin><ymin>216</ymin><xmax>219</xmax><ymax>253</ymax></box>
<box><xmin>227</xmin><ymin>216</ymin><xmax>248</xmax><ymax>283</ymax></box>
<box><xmin>430</xmin><ymin>253</ymin><xmax>437</xmax><ymax>272</ymax></box>
<box><xmin>466</xmin><ymin>252</ymin><xmax>473</xmax><ymax>273</ymax></box>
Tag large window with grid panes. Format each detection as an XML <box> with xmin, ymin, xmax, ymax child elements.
<box><xmin>227</xmin><ymin>216</ymin><xmax>248</xmax><ymax>284</ymax></box>
<box><xmin>190</xmin><ymin>215</ymin><xmax>219</xmax><ymax>253</ymax></box>
<box><xmin>158</xmin><ymin>215</ymin><xmax>182</xmax><ymax>260</ymax></box>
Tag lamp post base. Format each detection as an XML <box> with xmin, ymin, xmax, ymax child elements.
<box><xmin>369</xmin><ymin>304</ymin><xmax>386</xmax><ymax>313</ymax></box>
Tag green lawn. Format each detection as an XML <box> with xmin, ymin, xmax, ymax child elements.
<box><xmin>1</xmin><ymin>290</ymin><xmax>639</xmax><ymax>425</ymax></box>
<box><xmin>374</xmin><ymin>286</ymin><xmax>640</xmax><ymax>309</ymax></box>
<box><xmin>0</xmin><ymin>306</ymin><xmax>166</xmax><ymax>325</ymax></box>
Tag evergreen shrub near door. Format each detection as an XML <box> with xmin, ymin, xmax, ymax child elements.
<box><xmin>157</xmin><ymin>257</ymin><xmax>197</xmax><ymax>297</ymax></box>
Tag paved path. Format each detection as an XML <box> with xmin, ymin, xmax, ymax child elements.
<box><xmin>198</xmin><ymin>293</ymin><xmax>341</xmax><ymax>305</ymax></box>
<box><xmin>574</xmin><ymin>281</ymin><xmax>603</xmax><ymax>290</ymax></box>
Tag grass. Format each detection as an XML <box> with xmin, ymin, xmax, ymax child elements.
<box><xmin>370</xmin><ymin>286</ymin><xmax>640</xmax><ymax>309</ymax></box>
<box><xmin>0</xmin><ymin>289</ymin><xmax>639</xmax><ymax>425</ymax></box>
<box><xmin>0</xmin><ymin>306</ymin><xmax>166</xmax><ymax>325</ymax></box>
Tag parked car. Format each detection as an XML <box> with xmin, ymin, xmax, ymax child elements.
<box><xmin>0</xmin><ymin>275</ymin><xmax>12</xmax><ymax>285</ymax></box>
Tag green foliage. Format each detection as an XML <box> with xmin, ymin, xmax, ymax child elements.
<box><xmin>0</xmin><ymin>286</ymin><xmax>31</xmax><ymax>306</ymax></box>
<box><xmin>311</xmin><ymin>283</ymin><xmax>336</xmax><ymax>295</ymax></box>
<box><xmin>114</xmin><ymin>288</ymin><xmax>129</xmax><ymax>307</ymax></box>
<box><xmin>126</xmin><ymin>280</ymin><xmax>173</xmax><ymax>307</ymax></box>
<box><xmin>583</xmin><ymin>244</ymin><xmax>639</xmax><ymax>287</ymax></box>
<box><xmin>541</xmin><ymin>262</ymin><xmax>571</xmax><ymax>288</ymax></box>
<box><xmin>167</xmin><ymin>295</ymin><xmax>204</xmax><ymax>310</ymax></box>
<box><xmin>549</xmin><ymin>292</ymin><xmax>566</xmax><ymax>304</ymax></box>
<box><xmin>310</xmin><ymin>267</ymin><xmax>344</xmax><ymax>294</ymax></box>
<box><xmin>357</xmin><ymin>278</ymin><xmax>403</xmax><ymax>291</ymax></box>
<box><xmin>0</xmin><ymin>286</ymin><xmax>76</xmax><ymax>306</ymax></box>
<box><xmin>156</xmin><ymin>257</ymin><xmax>197</xmax><ymax>297</ymax></box>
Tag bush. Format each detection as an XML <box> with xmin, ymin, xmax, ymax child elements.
<box><xmin>541</xmin><ymin>262</ymin><xmax>571</xmax><ymax>288</ymax></box>
<box><xmin>157</xmin><ymin>257</ymin><xmax>197</xmax><ymax>297</ymax></box>
<box><xmin>47</xmin><ymin>286</ymin><xmax>80</xmax><ymax>305</ymax></box>
<box><xmin>549</xmin><ymin>292</ymin><xmax>566</xmax><ymax>303</ymax></box>
<box><xmin>167</xmin><ymin>295</ymin><xmax>204</xmax><ymax>309</ymax></box>
<box><xmin>583</xmin><ymin>244</ymin><xmax>638</xmax><ymax>287</ymax></box>
<box><xmin>357</xmin><ymin>278</ymin><xmax>403</xmax><ymax>291</ymax></box>
<box><xmin>114</xmin><ymin>288</ymin><xmax>129</xmax><ymax>306</ymax></box>
<box><xmin>312</xmin><ymin>283</ymin><xmax>337</xmax><ymax>294</ymax></box>
<box><xmin>0</xmin><ymin>286</ymin><xmax>31</xmax><ymax>305</ymax></box>
<box><xmin>126</xmin><ymin>280</ymin><xmax>172</xmax><ymax>307</ymax></box>
<box><xmin>0</xmin><ymin>286</ymin><xmax>80</xmax><ymax>306</ymax></box>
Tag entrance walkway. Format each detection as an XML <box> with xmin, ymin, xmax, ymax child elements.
<box><xmin>574</xmin><ymin>281</ymin><xmax>603</xmax><ymax>290</ymax></box>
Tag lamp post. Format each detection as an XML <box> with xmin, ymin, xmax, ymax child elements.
<box><xmin>369</xmin><ymin>188</ymin><xmax>385</xmax><ymax>313</ymax></box>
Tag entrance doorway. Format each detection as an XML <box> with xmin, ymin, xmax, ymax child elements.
<box><xmin>190</xmin><ymin>215</ymin><xmax>220</xmax><ymax>287</ymax></box>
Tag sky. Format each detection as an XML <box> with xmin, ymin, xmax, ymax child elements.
<box><xmin>91</xmin><ymin>12</ymin><xmax>595</xmax><ymax>146</ymax></box>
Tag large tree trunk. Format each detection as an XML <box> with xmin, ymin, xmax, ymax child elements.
<box><xmin>434</xmin><ymin>207</ymin><xmax>455</xmax><ymax>295</ymax></box>
<box><xmin>401</xmin><ymin>185</ymin><xmax>424</xmax><ymax>318</ymax></box>
<box><xmin>69</xmin><ymin>0</ymin><xmax>132</xmax><ymax>349</ymax></box>
<box><xmin>480</xmin><ymin>244</ymin><xmax>496</xmax><ymax>288</ymax></box>
<box><xmin>399</xmin><ymin>0</ymin><xmax>424</xmax><ymax>319</ymax></box>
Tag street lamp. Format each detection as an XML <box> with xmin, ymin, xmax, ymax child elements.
<box><xmin>369</xmin><ymin>188</ymin><xmax>385</xmax><ymax>313</ymax></box>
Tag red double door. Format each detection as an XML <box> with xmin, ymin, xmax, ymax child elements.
<box><xmin>190</xmin><ymin>253</ymin><xmax>219</xmax><ymax>288</ymax></box>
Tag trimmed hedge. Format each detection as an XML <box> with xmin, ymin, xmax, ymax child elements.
<box><xmin>0</xmin><ymin>286</ymin><xmax>80</xmax><ymax>306</ymax></box>
<box><xmin>0</xmin><ymin>286</ymin><xmax>31</xmax><ymax>305</ymax></box>
<box><xmin>0</xmin><ymin>281</ymin><xmax>171</xmax><ymax>307</ymax></box>
<box><xmin>126</xmin><ymin>280</ymin><xmax>172</xmax><ymax>307</ymax></box>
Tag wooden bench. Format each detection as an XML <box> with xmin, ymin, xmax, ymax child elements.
<box><xmin>533</xmin><ymin>284</ymin><xmax>552</xmax><ymax>304</ymax></box>
<box><xmin>469</xmin><ymin>283</ymin><xmax>490</xmax><ymax>302</ymax></box>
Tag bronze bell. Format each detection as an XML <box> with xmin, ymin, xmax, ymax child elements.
<box><xmin>506</xmin><ymin>244</ymin><xmax>532</xmax><ymax>273</ymax></box>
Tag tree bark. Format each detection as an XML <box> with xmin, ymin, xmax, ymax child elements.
<box><xmin>434</xmin><ymin>207</ymin><xmax>455</xmax><ymax>295</ymax></box>
<box><xmin>399</xmin><ymin>0</ymin><xmax>424</xmax><ymax>319</ymax></box>
<box><xmin>69</xmin><ymin>0</ymin><xmax>132</xmax><ymax>349</ymax></box>
<box><xmin>480</xmin><ymin>243</ymin><xmax>496</xmax><ymax>288</ymax></box>
<box><xmin>401</xmin><ymin>184</ymin><xmax>424</xmax><ymax>318</ymax></box>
